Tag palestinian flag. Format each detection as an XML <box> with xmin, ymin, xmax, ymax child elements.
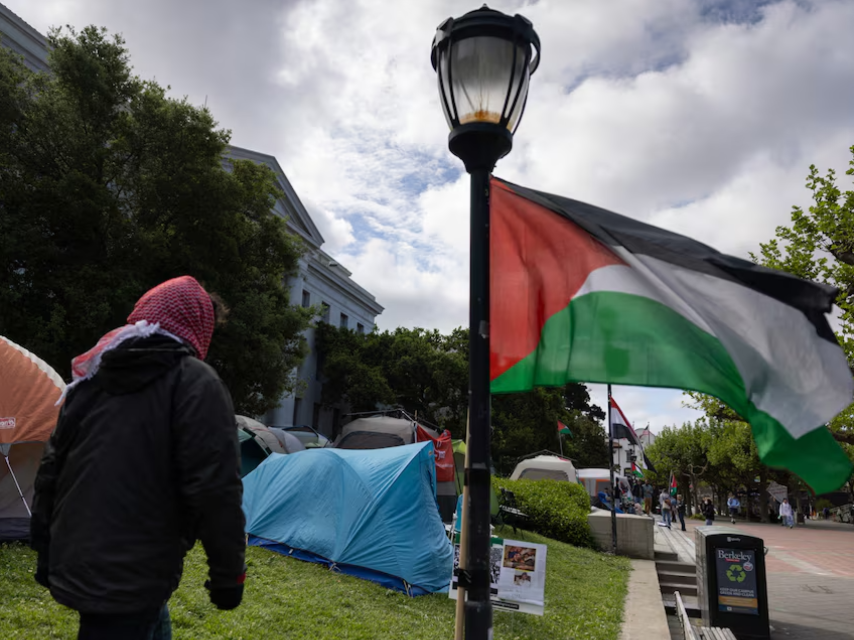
<box><xmin>489</xmin><ymin>177</ymin><xmax>854</xmax><ymax>494</ymax></box>
<box><xmin>669</xmin><ymin>473</ymin><xmax>678</xmax><ymax>497</ymax></box>
<box><xmin>558</xmin><ymin>420</ymin><xmax>572</xmax><ymax>437</ymax></box>
<box><xmin>609</xmin><ymin>396</ymin><xmax>640</xmax><ymax>445</ymax></box>
<box><xmin>631</xmin><ymin>462</ymin><xmax>644</xmax><ymax>478</ymax></box>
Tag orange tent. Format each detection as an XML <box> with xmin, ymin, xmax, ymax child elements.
<box><xmin>0</xmin><ymin>336</ymin><xmax>65</xmax><ymax>540</ymax></box>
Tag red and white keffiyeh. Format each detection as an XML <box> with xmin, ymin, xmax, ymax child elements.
<box><xmin>60</xmin><ymin>276</ymin><xmax>215</xmax><ymax>403</ymax></box>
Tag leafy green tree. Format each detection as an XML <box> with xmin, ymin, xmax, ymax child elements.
<box><xmin>0</xmin><ymin>26</ymin><xmax>312</xmax><ymax>415</ymax></box>
<box><xmin>646</xmin><ymin>420</ymin><xmax>710</xmax><ymax>515</ymax></box>
<box><xmin>315</xmin><ymin>324</ymin><xmax>608</xmax><ymax>471</ymax></box>
<box><xmin>314</xmin><ymin>324</ymin><xmax>469</xmax><ymax>433</ymax></box>
<box><xmin>751</xmin><ymin>147</ymin><xmax>854</xmax><ymax>454</ymax></box>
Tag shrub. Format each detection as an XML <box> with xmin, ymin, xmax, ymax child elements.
<box><xmin>493</xmin><ymin>477</ymin><xmax>595</xmax><ymax>549</ymax></box>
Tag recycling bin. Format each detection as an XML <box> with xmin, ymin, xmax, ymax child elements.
<box><xmin>695</xmin><ymin>526</ymin><xmax>770</xmax><ymax>639</ymax></box>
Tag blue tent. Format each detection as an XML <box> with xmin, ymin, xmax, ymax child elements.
<box><xmin>242</xmin><ymin>442</ymin><xmax>454</xmax><ymax>595</ymax></box>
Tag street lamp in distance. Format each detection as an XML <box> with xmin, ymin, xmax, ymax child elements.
<box><xmin>431</xmin><ymin>6</ymin><xmax>540</xmax><ymax>640</ymax></box>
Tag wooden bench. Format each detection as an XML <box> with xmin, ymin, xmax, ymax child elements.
<box><xmin>674</xmin><ymin>591</ymin><xmax>737</xmax><ymax>640</ymax></box>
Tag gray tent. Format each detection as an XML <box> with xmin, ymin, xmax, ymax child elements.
<box><xmin>236</xmin><ymin>416</ymin><xmax>292</xmax><ymax>478</ymax></box>
<box><xmin>335</xmin><ymin>416</ymin><xmax>417</xmax><ymax>450</ymax></box>
<box><xmin>268</xmin><ymin>427</ymin><xmax>307</xmax><ymax>454</ymax></box>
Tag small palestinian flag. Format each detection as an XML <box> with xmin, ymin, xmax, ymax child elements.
<box><xmin>631</xmin><ymin>462</ymin><xmax>644</xmax><ymax>478</ymax></box>
<box><xmin>558</xmin><ymin>420</ymin><xmax>572</xmax><ymax>437</ymax></box>
<box><xmin>608</xmin><ymin>396</ymin><xmax>640</xmax><ymax>446</ymax></box>
<box><xmin>488</xmin><ymin>177</ymin><xmax>854</xmax><ymax>494</ymax></box>
<box><xmin>669</xmin><ymin>473</ymin><xmax>678</xmax><ymax>497</ymax></box>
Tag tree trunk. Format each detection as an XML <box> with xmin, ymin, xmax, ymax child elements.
<box><xmin>682</xmin><ymin>476</ymin><xmax>691</xmax><ymax>517</ymax></box>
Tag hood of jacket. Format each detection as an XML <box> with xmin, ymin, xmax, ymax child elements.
<box><xmin>95</xmin><ymin>334</ymin><xmax>194</xmax><ymax>395</ymax></box>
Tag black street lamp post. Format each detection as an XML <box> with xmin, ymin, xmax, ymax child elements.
<box><xmin>431</xmin><ymin>6</ymin><xmax>540</xmax><ymax>639</ymax></box>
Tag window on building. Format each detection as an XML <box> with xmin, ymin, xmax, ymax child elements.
<box><xmin>301</xmin><ymin>290</ymin><xmax>310</xmax><ymax>308</ymax></box>
<box><xmin>292</xmin><ymin>398</ymin><xmax>302</xmax><ymax>425</ymax></box>
<box><xmin>321</xmin><ymin>302</ymin><xmax>330</xmax><ymax>323</ymax></box>
<box><xmin>313</xmin><ymin>403</ymin><xmax>321</xmax><ymax>430</ymax></box>
<box><xmin>340</xmin><ymin>313</ymin><xmax>349</xmax><ymax>329</ymax></box>
<box><xmin>357</xmin><ymin>323</ymin><xmax>365</xmax><ymax>334</ymax></box>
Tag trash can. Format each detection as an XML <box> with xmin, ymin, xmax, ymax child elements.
<box><xmin>695</xmin><ymin>526</ymin><xmax>770</xmax><ymax>639</ymax></box>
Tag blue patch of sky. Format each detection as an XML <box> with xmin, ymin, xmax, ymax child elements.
<box><xmin>398</xmin><ymin>156</ymin><xmax>462</xmax><ymax>195</ymax></box>
<box><xmin>560</xmin><ymin>49</ymin><xmax>688</xmax><ymax>97</ymax></box>
<box><xmin>697</xmin><ymin>0</ymin><xmax>781</xmax><ymax>25</ymax></box>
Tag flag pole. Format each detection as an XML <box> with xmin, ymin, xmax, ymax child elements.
<box><xmin>454</xmin><ymin>411</ymin><xmax>472</xmax><ymax>640</ymax></box>
<box><xmin>607</xmin><ymin>385</ymin><xmax>617</xmax><ymax>555</ymax></box>
<box><xmin>559</xmin><ymin>431</ymin><xmax>564</xmax><ymax>457</ymax></box>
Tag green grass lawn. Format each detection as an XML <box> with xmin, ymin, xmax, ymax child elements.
<box><xmin>0</xmin><ymin>527</ymin><xmax>630</xmax><ymax>639</ymax></box>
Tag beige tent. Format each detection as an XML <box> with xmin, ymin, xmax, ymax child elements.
<box><xmin>236</xmin><ymin>416</ymin><xmax>289</xmax><ymax>454</ymax></box>
<box><xmin>0</xmin><ymin>336</ymin><xmax>65</xmax><ymax>540</ymax></box>
<box><xmin>335</xmin><ymin>415</ymin><xmax>418</xmax><ymax>450</ymax></box>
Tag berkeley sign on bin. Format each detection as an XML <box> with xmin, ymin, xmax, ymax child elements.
<box><xmin>715</xmin><ymin>548</ymin><xmax>759</xmax><ymax>615</ymax></box>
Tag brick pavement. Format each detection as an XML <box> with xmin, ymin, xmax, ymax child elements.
<box><xmin>677</xmin><ymin>518</ymin><xmax>854</xmax><ymax>639</ymax></box>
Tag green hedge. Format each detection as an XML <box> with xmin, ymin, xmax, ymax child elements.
<box><xmin>493</xmin><ymin>477</ymin><xmax>595</xmax><ymax>549</ymax></box>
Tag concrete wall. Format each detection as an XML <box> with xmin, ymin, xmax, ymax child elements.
<box><xmin>588</xmin><ymin>509</ymin><xmax>654</xmax><ymax>560</ymax></box>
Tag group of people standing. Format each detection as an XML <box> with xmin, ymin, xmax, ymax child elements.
<box><xmin>612</xmin><ymin>478</ymin><xmax>686</xmax><ymax>531</ymax></box>
<box><xmin>699</xmin><ymin>492</ymin><xmax>797</xmax><ymax>528</ymax></box>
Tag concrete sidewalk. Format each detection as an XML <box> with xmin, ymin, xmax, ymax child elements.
<box><xmin>619</xmin><ymin>560</ymin><xmax>671</xmax><ymax>640</ymax></box>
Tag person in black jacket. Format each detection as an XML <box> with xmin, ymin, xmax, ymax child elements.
<box><xmin>702</xmin><ymin>498</ymin><xmax>716</xmax><ymax>526</ymax></box>
<box><xmin>30</xmin><ymin>276</ymin><xmax>246</xmax><ymax>640</ymax></box>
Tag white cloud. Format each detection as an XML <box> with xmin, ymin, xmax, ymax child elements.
<box><xmin>6</xmin><ymin>0</ymin><xmax>854</xmax><ymax>432</ymax></box>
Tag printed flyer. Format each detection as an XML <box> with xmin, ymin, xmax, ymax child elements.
<box><xmin>450</xmin><ymin>537</ymin><xmax>547</xmax><ymax>616</ymax></box>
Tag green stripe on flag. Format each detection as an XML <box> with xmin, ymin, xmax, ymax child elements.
<box><xmin>491</xmin><ymin>291</ymin><xmax>853</xmax><ymax>494</ymax></box>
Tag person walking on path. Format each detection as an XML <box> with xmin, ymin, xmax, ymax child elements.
<box><xmin>659</xmin><ymin>488</ymin><xmax>672</xmax><ymax>528</ymax></box>
<box><xmin>30</xmin><ymin>276</ymin><xmax>246</xmax><ymax>640</ymax></box>
<box><xmin>727</xmin><ymin>493</ymin><xmax>741</xmax><ymax>524</ymax></box>
<box><xmin>674</xmin><ymin>494</ymin><xmax>687</xmax><ymax>531</ymax></box>
<box><xmin>780</xmin><ymin>499</ymin><xmax>794</xmax><ymax>528</ymax></box>
<box><xmin>702</xmin><ymin>498</ymin><xmax>716</xmax><ymax>526</ymax></box>
<box><xmin>643</xmin><ymin>481</ymin><xmax>654</xmax><ymax>515</ymax></box>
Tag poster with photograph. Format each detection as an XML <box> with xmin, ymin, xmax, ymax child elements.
<box><xmin>449</xmin><ymin>537</ymin><xmax>547</xmax><ymax>616</ymax></box>
<box><xmin>496</xmin><ymin>540</ymin><xmax>547</xmax><ymax>612</ymax></box>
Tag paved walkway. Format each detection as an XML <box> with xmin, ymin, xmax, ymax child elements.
<box><xmin>619</xmin><ymin>560</ymin><xmax>672</xmax><ymax>640</ymax></box>
<box><xmin>660</xmin><ymin>518</ymin><xmax>854</xmax><ymax>639</ymax></box>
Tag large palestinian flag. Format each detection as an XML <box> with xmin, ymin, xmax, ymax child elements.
<box><xmin>489</xmin><ymin>177</ymin><xmax>854</xmax><ymax>494</ymax></box>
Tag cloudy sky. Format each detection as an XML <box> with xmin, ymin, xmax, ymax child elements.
<box><xmin>9</xmin><ymin>0</ymin><xmax>854</xmax><ymax>431</ymax></box>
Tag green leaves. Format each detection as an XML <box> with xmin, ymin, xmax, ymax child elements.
<box><xmin>0</xmin><ymin>26</ymin><xmax>311</xmax><ymax>415</ymax></box>
<box><xmin>315</xmin><ymin>324</ymin><xmax>608</xmax><ymax>468</ymax></box>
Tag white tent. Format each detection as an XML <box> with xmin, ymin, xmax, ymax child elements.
<box><xmin>510</xmin><ymin>455</ymin><xmax>578</xmax><ymax>483</ymax></box>
<box><xmin>577</xmin><ymin>468</ymin><xmax>629</xmax><ymax>501</ymax></box>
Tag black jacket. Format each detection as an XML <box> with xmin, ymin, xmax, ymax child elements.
<box><xmin>30</xmin><ymin>335</ymin><xmax>245</xmax><ymax>614</ymax></box>
<box><xmin>701</xmin><ymin>502</ymin><xmax>715</xmax><ymax>521</ymax></box>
